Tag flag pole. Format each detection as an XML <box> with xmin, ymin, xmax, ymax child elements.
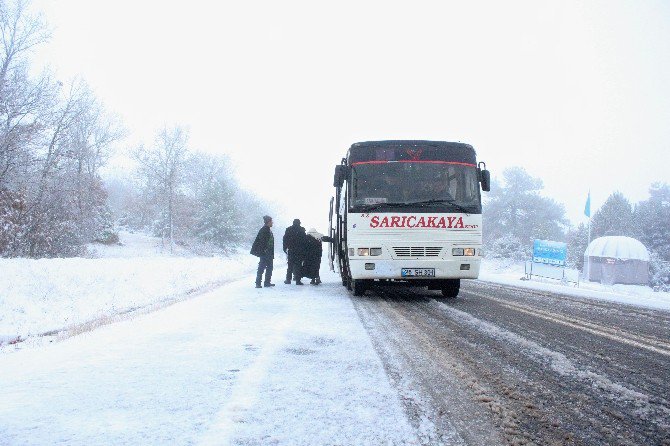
<box><xmin>587</xmin><ymin>214</ymin><xmax>591</xmax><ymax>280</ymax></box>
<box><xmin>585</xmin><ymin>190</ymin><xmax>591</xmax><ymax>281</ymax></box>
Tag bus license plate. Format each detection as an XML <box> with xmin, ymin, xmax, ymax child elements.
<box><xmin>401</xmin><ymin>268</ymin><xmax>435</xmax><ymax>277</ymax></box>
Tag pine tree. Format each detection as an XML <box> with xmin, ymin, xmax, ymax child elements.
<box><xmin>636</xmin><ymin>183</ymin><xmax>670</xmax><ymax>261</ymax></box>
<box><xmin>566</xmin><ymin>223</ymin><xmax>589</xmax><ymax>269</ymax></box>
<box><xmin>591</xmin><ymin>191</ymin><xmax>637</xmax><ymax>239</ymax></box>
<box><xmin>483</xmin><ymin>167</ymin><xmax>569</xmax><ymax>255</ymax></box>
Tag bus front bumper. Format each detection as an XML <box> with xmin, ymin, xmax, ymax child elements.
<box><xmin>348</xmin><ymin>258</ymin><xmax>481</xmax><ymax>280</ymax></box>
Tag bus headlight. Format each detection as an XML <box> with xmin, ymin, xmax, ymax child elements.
<box><xmin>357</xmin><ymin>248</ymin><xmax>370</xmax><ymax>256</ymax></box>
<box><xmin>453</xmin><ymin>248</ymin><xmax>476</xmax><ymax>256</ymax></box>
<box><xmin>370</xmin><ymin>248</ymin><xmax>382</xmax><ymax>256</ymax></box>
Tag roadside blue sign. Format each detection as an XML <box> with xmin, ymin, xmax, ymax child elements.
<box><xmin>533</xmin><ymin>239</ymin><xmax>567</xmax><ymax>266</ymax></box>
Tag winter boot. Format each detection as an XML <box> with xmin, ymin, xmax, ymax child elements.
<box><xmin>255</xmin><ymin>283</ymin><xmax>262</xmax><ymax>289</ymax></box>
<box><xmin>295</xmin><ymin>280</ymin><xmax>304</xmax><ymax>285</ymax></box>
<box><xmin>310</xmin><ymin>278</ymin><xmax>317</xmax><ymax>285</ymax></box>
<box><xmin>284</xmin><ymin>280</ymin><xmax>291</xmax><ymax>284</ymax></box>
<box><xmin>264</xmin><ymin>283</ymin><xmax>275</xmax><ymax>287</ymax></box>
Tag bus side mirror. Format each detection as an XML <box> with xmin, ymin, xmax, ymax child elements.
<box><xmin>334</xmin><ymin>165</ymin><xmax>348</xmax><ymax>188</ymax></box>
<box><xmin>478</xmin><ymin>162</ymin><xmax>490</xmax><ymax>192</ymax></box>
<box><xmin>480</xmin><ymin>169</ymin><xmax>491</xmax><ymax>192</ymax></box>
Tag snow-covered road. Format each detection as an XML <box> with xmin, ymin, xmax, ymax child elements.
<box><xmin>0</xmin><ymin>273</ymin><xmax>418</xmax><ymax>446</ymax></box>
<box><xmin>4</xmin><ymin>264</ymin><xmax>669</xmax><ymax>445</ymax></box>
<box><xmin>354</xmin><ymin>281</ymin><xmax>670</xmax><ymax>446</ymax></box>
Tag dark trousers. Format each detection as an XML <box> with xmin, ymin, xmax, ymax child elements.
<box><xmin>286</xmin><ymin>252</ymin><xmax>303</xmax><ymax>282</ymax></box>
<box><xmin>256</xmin><ymin>255</ymin><xmax>273</xmax><ymax>285</ymax></box>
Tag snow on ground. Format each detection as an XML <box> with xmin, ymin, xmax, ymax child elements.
<box><xmin>86</xmin><ymin>231</ymin><xmax>197</xmax><ymax>258</ymax></box>
<box><xmin>480</xmin><ymin>259</ymin><xmax>670</xmax><ymax>312</ymax></box>
<box><xmin>0</xmin><ymin>231</ymin><xmax>258</xmax><ymax>343</ymax></box>
<box><xmin>0</xmin><ymin>270</ymin><xmax>419</xmax><ymax>446</ymax></box>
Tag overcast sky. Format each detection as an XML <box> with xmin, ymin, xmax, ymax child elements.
<box><xmin>31</xmin><ymin>0</ymin><xmax>670</xmax><ymax>232</ymax></box>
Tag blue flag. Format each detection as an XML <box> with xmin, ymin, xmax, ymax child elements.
<box><xmin>584</xmin><ymin>191</ymin><xmax>591</xmax><ymax>218</ymax></box>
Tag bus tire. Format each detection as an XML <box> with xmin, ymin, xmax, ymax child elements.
<box><xmin>352</xmin><ymin>279</ymin><xmax>366</xmax><ymax>296</ymax></box>
<box><xmin>441</xmin><ymin>279</ymin><xmax>460</xmax><ymax>298</ymax></box>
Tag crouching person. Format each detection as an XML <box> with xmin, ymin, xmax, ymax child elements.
<box><xmin>250</xmin><ymin>215</ymin><xmax>275</xmax><ymax>288</ymax></box>
<box><xmin>303</xmin><ymin>228</ymin><xmax>334</xmax><ymax>285</ymax></box>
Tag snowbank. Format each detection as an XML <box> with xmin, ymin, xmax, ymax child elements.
<box><xmin>0</xmin><ymin>255</ymin><xmax>258</xmax><ymax>339</ymax></box>
<box><xmin>480</xmin><ymin>259</ymin><xmax>670</xmax><ymax>312</ymax></box>
<box><xmin>1</xmin><ymin>231</ymin><xmax>261</xmax><ymax>341</ymax></box>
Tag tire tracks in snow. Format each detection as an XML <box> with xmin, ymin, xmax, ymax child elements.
<box><xmin>353</xmin><ymin>291</ymin><xmax>506</xmax><ymax>446</ymax></box>
<box><xmin>354</xmin><ymin>283</ymin><xmax>670</xmax><ymax>445</ymax></box>
<box><xmin>463</xmin><ymin>289</ymin><xmax>670</xmax><ymax>358</ymax></box>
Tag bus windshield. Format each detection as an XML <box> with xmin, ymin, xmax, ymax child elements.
<box><xmin>350</xmin><ymin>162</ymin><xmax>482</xmax><ymax>213</ymax></box>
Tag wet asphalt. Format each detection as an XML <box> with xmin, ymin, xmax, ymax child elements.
<box><xmin>352</xmin><ymin>280</ymin><xmax>670</xmax><ymax>446</ymax></box>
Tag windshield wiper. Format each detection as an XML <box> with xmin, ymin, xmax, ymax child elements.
<box><xmin>357</xmin><ymin>202</ymin><xmax>407</xmax><ymax>212</ymax></box>
<box><xmin>400</xmin><ymin>199</ymin><xmax>474</xmax><ymax>214</ymax></box>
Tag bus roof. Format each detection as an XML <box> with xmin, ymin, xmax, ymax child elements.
<box><xmin>348</xmin><ymin>140</ymin><xmax>476</xmax><ymax>165</ymax></box>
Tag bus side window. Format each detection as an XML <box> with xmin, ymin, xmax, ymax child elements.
<box><xmin>463</xmin><ymin>168</ymin><xmax>479</xmax><ymax>202</ymax></box>
<box><xmin>448</xmin><ymin>166</ymin><xmax>459</xmax><ymax>200</ymax></box>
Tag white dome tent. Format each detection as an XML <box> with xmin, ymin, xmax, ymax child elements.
<box><xmin>583</xmin><ymin>236</ymin><xmax>650</xmax><ymax>285</ymax></box>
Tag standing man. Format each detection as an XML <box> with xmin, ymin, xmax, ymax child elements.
<box><xmin>250</xmin><ymin>215</ymin><xmax>275</xmax><ymax>288</ymax></box>
<box><xmin>283</xmin><ymin>218</ymin><xmax>307</xmax><ymax>285</ymax></box>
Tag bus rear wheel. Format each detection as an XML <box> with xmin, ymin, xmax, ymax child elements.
<box><xmin>441</xmin><ymin>279</ymin><xmax>460</xmax><ymax>298</ymax></box>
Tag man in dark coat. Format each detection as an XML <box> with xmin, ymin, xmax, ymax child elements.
<box><xmin>250</xmin><ymin>215</ymin><xmax>275</xmax><ymax>288</ymax></box>
<box><xmin>283</xmin><ymin>219</ymin><xmax>307</xmax><ymax>285</ymax></box>
<box><xmin>302</xmin><ymin>228</ymin><xmax>334</xmax><ymax>285</ymax></box>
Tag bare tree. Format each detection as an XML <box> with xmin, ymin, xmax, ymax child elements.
<box><xmin>66</xmin><ymin>82</ymin><xmax>124</xmax><ymax>236</ymax></box>
<box><xmin>0</xmin><ymin>0</ymin><xmax>49</xmax><ymax>92</ymax></box>
<box><xmin>0</xmin><ymin>0</ymin><xmax>51</xmax><ymax>187</ymax></box>
<box><xmin>133</xmin><ymin>126</ymin><xmax>188</xmax><ymax>252</ymax></box>
<box><xmin>15</xmin><ymin>80</ymin><xmax>121</xmax><ymax>257</ymax></box>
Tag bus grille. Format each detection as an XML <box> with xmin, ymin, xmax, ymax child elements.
<box><xmin>393</xmin><ymin>247</ymin><xmax>442</xmax><ymax>257</ymax></box>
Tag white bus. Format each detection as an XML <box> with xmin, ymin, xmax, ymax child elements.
<box><xmin>329</xmin><ymin>140</ymin><xmax>490</xmax><ymax>297</ymax></box>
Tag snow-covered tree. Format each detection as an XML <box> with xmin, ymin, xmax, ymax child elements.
<box><xmin>566</xmin><ymin>222</ymin><xmax>589</xmax><ymax>269</ymax></box>
<box><xmin>649</xmin><ymin>252</ymin><xmax>670</xmax><ymax>291</ymax></box>
<box><xmin>591</xmin><ymin>191</ymin><xmax>637</xmax><ymax>239</ymax></box>
<box><xmin>0</xmin><ymin>3</ymin><xmax>120</xmax><ymax>258</ymax></box>
<box><xmin>635</xmin><ymin>183</ymin><xmax>670</xmax><ymax>261</ymax></box>
<box><xmin>483</xmin><ymin>167</ymin><xmax>568</xmax><ymax>257</ymax></box>
<box><xmin>0</xmin><ymin>188</ymin><xmax>26</xmax><ymax>256</ymax></box>
<box><xmin>182</xmin><ymin>153</ymin><xmax>242</xmax><ymax>252</ymax></box>
<box><xmin>133</xmin><ymin>126</ymin><xmax>188</xmax><ymax>252</ymax></box>
<box><xmin>178</xmin><ymin>152</ymin><xmax>273</xmax><ymax>254</ymax></box>
<box><xmin>487</xmin><ymin>234</ymin><xmax>529</xmax><ymax>261</ymax></box>
<box><xmin>23</xmin><ymin>82</ymin><xmax>120</xmax><ymax>257</ymax></box>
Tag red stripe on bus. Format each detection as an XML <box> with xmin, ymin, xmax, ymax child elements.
<box><xmin>350</xmin><ymin>160</ymin><xmax>476</xmax><ymax>167</ymax></box>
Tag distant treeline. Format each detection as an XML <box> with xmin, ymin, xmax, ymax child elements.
<box><xmin>483</xmin><ymin>167</ymin><xmax>670</xmax><ymax>288</ymax></box>
<box><xmin>107</xmin><ymin>127</ymin><xmax>270</xmax><ymax>255</ymax></box>
<box><xmin>0</xmin><ymin>1</ymin><xmax>269</xmax><ymax>258</ymax></box>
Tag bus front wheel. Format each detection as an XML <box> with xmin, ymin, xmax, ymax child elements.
<box><xmin>441</xmin><ymin>279</ymin><xmax>460</xmax><ymax>298</ymax></box>
<box><xmin>351</xmin><ymin>279</ymin><xmax>367</xmax><ymax>296</ymax></box>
